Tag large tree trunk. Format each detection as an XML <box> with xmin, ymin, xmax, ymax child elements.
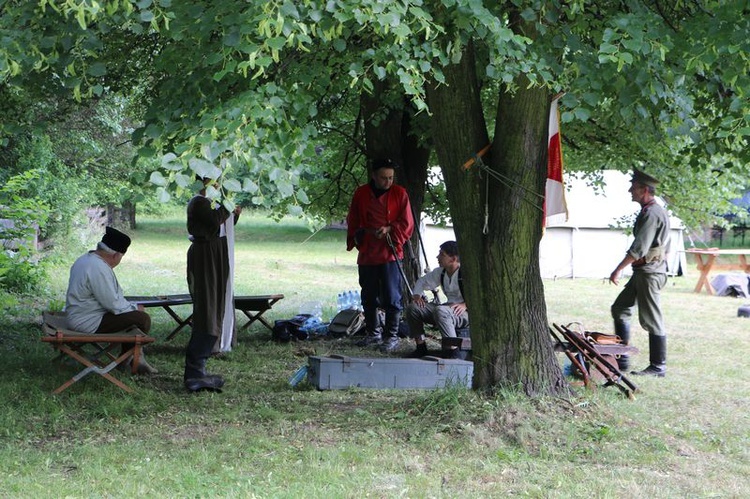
<box><xmin>426</xmin><ymin>44</ymin><xmax>567</xmax><ymax>396</ymax></box>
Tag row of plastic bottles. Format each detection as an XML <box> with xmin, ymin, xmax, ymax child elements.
<box><xmin>294</xmin><ymin>291</ymin><xmax>362</xmax><ymax>340</ymax></box>
<box><xmin>336</xmin><ymin>290</ymin><xmax>362</xmax><ymax>312</ymax></box>
<box><xmin>289</xmin><ymin>289</ymin><xmax>366</xmax><ymax>385</ymax></box>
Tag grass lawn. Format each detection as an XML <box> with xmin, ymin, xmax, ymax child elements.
<box><xmin>0</xmin><ymin>212</ymin><xmax>748</xmax><ymax>497</ymax></box>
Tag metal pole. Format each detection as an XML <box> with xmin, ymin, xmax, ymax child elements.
<box><xmin>410</xmin><ymin>204</ymin><xmax>430</xmax><ymax>272</ymax></box>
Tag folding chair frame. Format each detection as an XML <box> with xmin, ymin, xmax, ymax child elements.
<box><xmin>41</xmin><ymin>312</ymin><xmax>155</xmax><ymax>394</ymax></box>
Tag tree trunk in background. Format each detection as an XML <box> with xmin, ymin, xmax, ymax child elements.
<box><xmin>397</xmin><ymin>107</ymin><xmax>430</xmax><ymax>287</ymax></box>
<box><xmin>426</xmin><ymin>44</ymin><xmax>567</xmax><ymax>395</ymax></box>
<box><xmin>361</xmin><ymin>82</ymin><xmax>431</xmax><ymax>294</ymax></box>
<box><xmin>106</xmin><ymin>201</ymin><xmax>136</xmax><ymax>230</ymax></box>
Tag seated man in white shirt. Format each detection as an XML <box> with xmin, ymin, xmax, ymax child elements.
<box><xmin>64</xmin><ymin>226</ymin><xmax>157</xmax><ymax>374</ymax></box>
<box><xmin>405</xmin><ymin>240</ymin><xmax>469</xmax><ymax>358</ymax></box>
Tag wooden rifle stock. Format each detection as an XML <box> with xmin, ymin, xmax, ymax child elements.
<box><xmin>552</xmin><ymin>323</ymin><xmax>638</xmax><ymax>398</ymax></box>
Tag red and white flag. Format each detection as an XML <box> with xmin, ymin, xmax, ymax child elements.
<box><xmin>545</xmin><ymin>96</ymin><xmax>568</xmax><ymax>225</ymax></box>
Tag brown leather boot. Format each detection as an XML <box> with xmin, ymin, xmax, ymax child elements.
<box><xmin>120</xmin><ymin>353</ymin><xmax>159</xmax><ymax>375</ymax></box>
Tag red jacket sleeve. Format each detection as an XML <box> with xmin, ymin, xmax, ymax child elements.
<box><xmin>388</xmin><ymin>186</ymin><xmax>414</xmax><ymax>251</ymax></box>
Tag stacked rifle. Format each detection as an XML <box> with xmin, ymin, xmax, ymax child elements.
<box><xmin>550</xmin><ymin>322</ymin><xmax>639</xmax><ymax>399</ymax></box>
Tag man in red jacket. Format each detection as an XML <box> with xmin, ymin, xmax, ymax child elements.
<box><xmin>347</xmin><ymin>158</ymin><xmax>414</xmax><ymax>352</ymax></box>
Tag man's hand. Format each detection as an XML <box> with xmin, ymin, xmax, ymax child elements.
<box><xmin>609</xmin><ymin>269</ymin><xmax>621</xmax><ymax>285</ymax></box>
<box><xmin>411</xmin><ymin>294</ymin><xmax>426</xmax><ymax>308</ymax></box>
<box><xmin>610</xmin><ymin>255</ymin><xmax>634</xmax><ymax>286</ymax></box>
<box><xmin>449</xmin><ymin>302</ymin><xmax>467</xmax><ymax>316</ymax></box>
<box><xmin>375</xmin><ymin>225</ymin><xmax>391</xmax><ymax>239</ymax></box>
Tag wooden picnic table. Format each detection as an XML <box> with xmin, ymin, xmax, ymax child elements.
<box><xmin>685</xmin><ymin>248</ymin><xmax>750</xmax><ymax>295</ymax></box>
<box><xmin>126</xmin><ymin>293</ymin><xmax>285</xmax><ymax>340</ymax></box>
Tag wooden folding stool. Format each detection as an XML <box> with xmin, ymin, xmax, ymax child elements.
<box><xmin>41</xmin><ymin>311</ymin><xmax>155</xmax><ymax>394</ymax></box>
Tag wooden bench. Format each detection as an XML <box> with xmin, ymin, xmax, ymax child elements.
<box><xmin>127</xmin><ymin>293</ymin><xmax>285</xmax><ymax>340</ymax></box>
<box><xmin>41</xmin><ymin>311</ymin><xmax>155</xmax><ymax>394</ymax></box>
<box><xmin>234</xmin><ymin>294</ymin><xmax>285</xmax><ymax>332</ymax></box>
<box><xmin>126</xmin><ymin>294</ymin><xmax>193</xmax><ymax>340</ymax></box>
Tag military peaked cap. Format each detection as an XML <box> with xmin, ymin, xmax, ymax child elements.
<box><xmin>631</xmin><ymin>168</ymin><xmax>659</xmax><ymax>188</ymax></box>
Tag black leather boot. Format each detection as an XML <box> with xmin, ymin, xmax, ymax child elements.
<box><xmin>355</xmin><ymin>330</ymin><xmax>382</xmax><ymax>346</ymax></box>
<box><xmin>380</xmin><ymin>311</ymin><xmax>401</xmax><ymax>353</ymax></box>
<box><xmin>184</xmin><ymin>374</ymin><xmax>225</xmax><ymax>392</ymax></box>
<box><xmin>613</xmin><ymin>319</ymin><xmax>631</xmax><ymax>372</ymax></box>
<box><xmin>357</xmin><ymin>306</ymin><xmax>383</xmax><ymax>346</ymax></box>
<box><xmin>184</xmin><ymin>333</ymin><xmax>225</xmax><ymax>392</ymax></box>
<box><xmin>632</xmin><ymin>335</ymin><xmax>666</xmax><ymax>377</ymax></box>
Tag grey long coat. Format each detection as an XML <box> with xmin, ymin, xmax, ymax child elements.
<box><xmin>186</xmin><ymin>195</ymin><xmax>231</xmax><ymax>337</ymax></box>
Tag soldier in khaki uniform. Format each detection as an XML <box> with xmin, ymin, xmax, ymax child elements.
<box><xmin>609</xmin><ymin>168</ymin><xmax>671</xmax><ymax>377</ymax></box>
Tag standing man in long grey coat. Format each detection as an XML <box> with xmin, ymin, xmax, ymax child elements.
<box><xmin>184</xmin><ymin>177</ymin><xmax>241</xmax><ymax>392</ymax></box>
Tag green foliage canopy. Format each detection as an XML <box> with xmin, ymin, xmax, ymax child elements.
<box><xmin>1</xmin><ymin>1</ymin><xmax>749</xmax><ymax>226</ymax></box>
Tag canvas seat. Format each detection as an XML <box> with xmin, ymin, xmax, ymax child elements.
<box><xmin>41</xmin><ymin>311</ymin><xmax>155</xmax><ymax>394</ymax></box>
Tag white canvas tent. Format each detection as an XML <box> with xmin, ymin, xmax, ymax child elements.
<box><xmin>421</xmin><ymin>170</ymin><xmax>686</xmax><ymax>279</ymax></box>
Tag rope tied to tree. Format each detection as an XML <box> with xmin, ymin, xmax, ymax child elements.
<box><xmin>473</xmin><ymin>154</ymin><xmax>490</xmax><ymax>235</ymax></box>
<box><xmin>461</xmin><ymin>146</ymin><xmax>545</xmax><ymax>234</ymax></box>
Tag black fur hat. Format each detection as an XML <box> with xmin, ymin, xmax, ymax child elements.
<box><xmin>101</xmin><ymin>226</ymin><xmax>131</xmax><ymax>254</ymax></box>
<box><xmin>371</xmin><ymin>158</ymin><xmax>400</xmax><ymax>171</ymax></box>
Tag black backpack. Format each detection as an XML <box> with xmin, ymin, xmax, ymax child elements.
<box><xmin>272</xmin><ymin>314</ymin><xmax>312</xmax><ymax>342</ymax></box>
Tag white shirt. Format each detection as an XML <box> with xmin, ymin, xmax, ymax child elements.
<box><xmin>413</xmin><ymin>266</ymin><xmax>464</xmax><ymax>304</ymax></box>
<box><xmin>64</xmin><ymin>252</ymin><xmax>137</xmax><ymax>333</ymax></box>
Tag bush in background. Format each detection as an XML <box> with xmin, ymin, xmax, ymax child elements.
<box><xmin>0</xmin><ymin>250</ymin><xmax>47</xmax><ymax>295</ymax></box>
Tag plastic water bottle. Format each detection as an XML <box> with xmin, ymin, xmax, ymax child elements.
<box><xmin>354</xmin><ymin>290</ymin><xmax>361</xmax><ymax>310</ymax></box>
<box><xmin>346</xmin><ymin>290</ymin><xmax>355</xmax><ymax>310</ymax></box>
<box><xmin>289</xmin><ymin>365</ymin><xmax>308</xmax><ymax>387</ymax></box>
<box><xmin>337</xmin><ymin>293</ymin><xmax>344</xmax><ymax>312</ymax></box>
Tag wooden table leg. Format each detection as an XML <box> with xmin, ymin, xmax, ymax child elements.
<box><xmin>740</xmin><ymin>255</ymin><xmax>749</xmax><ymax>273</ymax></box>
<box><xmin>164</xmin><ymin>306</ymin><xmax>193</xmax><ymax>341</ymax></box>
<box><xmin>235</xmin><ymin>296</ymin><xmax>283</xmax><ymax>332</ymax></box>
<box><xmin>693</xmin><ymin>254</ymin><xmax>717</xmax><ymax>295</ymax></box>
<box><xmin>239</xmin><ymin>309</ymin><xmax>273</xmax><ymax>331</ymax></box>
